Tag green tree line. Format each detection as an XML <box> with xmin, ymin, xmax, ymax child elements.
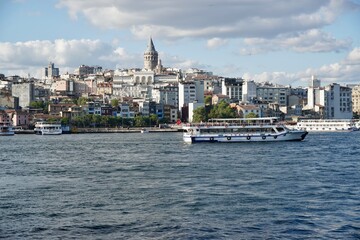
<box><xmin>63</xmin><ymin>114</ymin><xmax>165</xmax><ymax>128</ymax></box>
<box><xmin>192</xmin><ymin>100</ymin><xmax>237</xmax><ymax>122</ymax></box>
<box><xmin>192</xmin><ymin>100</ymin><xmax>259</xmax><ymax>123</ymax></box>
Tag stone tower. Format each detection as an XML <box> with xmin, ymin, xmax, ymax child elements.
<box><xmin>144</xmin><ymin>37</ymin><xmax>158</xmax><ymax>70</ymax></box>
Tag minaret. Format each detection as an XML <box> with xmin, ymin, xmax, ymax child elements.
<box><xmin>144</xmin><ymin>37</ymin><xmax>158</xmax><ymax>70</ymax></box>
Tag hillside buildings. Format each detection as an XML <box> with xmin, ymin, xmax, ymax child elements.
<box><xmin>44</xmin><ymin>62</ymin><xmax>59</xmax><ymax>79</ymax></box>
<box><xmin>305</xmin><ymin>76</ymin><xmax>352</xmax><ymax>119</ymax></box>
<box><xmin>1</xmin><ymin>38</ymin><xmax>359</xmax><ymax>127</ymax></box>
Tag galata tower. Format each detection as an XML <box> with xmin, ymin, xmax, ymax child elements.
<box><xmin>144</xmin><ymin>37</ymin><xmax>158</xmax><ymax>70</ymax></box>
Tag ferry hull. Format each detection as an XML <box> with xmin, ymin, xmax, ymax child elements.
<box><xmin>35</xmin><ymin>130</ymin><xmax>62</xmax><ymax>135</ymax></box>
<box><xmin>0</xmin><ymin>131</ymin><xmax>15</xmax><ymax>136</ymax></box>
<box><xmin>184</xmin><ymin>131</ymin><xmax>308</xmax><ymax>143</ymax></box>
<box><xmin>0</xmin><ymin>127</ymin><xmax>15</xmax><ymax>136</ymax></box>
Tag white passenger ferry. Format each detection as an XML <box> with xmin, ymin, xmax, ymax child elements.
<box><xmin>182</xmin><ymin>117</ymin><xmax>308</xmax><ymax>143</ymax></box>
<box><xmin>34</xmin><ymin>122</ymin><xmax>62</xmax><ymax>135</ymax></box>
<box><xmin>294</xmin><ymin>119</ymin><xmax>359</xmax><ymax>132</ymax></box>
<box><xmin>0</xmin><ymin>122</ymin><xmax>15</xmax><ymax>136</ymax></box>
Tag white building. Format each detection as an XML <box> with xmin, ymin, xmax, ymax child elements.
<box><xmin>305</xmin><ymin>78</ymin><xmax>352</xmax><ymax>119</ymax></box>
<box><xmin>325</xmin><ymin>83</ymin><xmax>352</xmax><ymax>119</ymax></box>
<box><xmin>152</xmin><ymin>85</ymin><xmax>178</xmax><ymax>107</ymax></box>
<box><xmin>154</xmin><ymin>74</ymin><xmax>179</xmax><ymax>87</ymax></box>
<box><xmin>178</xmin><ymin>80</ymin><xmax>204</xmax><ymax>111</ymax></box>
<box><xmin>242</xmin><ymin>80</ymin><xmax>257</xmax><ymax>102</ymax></box>
<box><xmin>221</xmin><ymin>78</ymin><xmax>244</xmax><ymax>101</ymax></box>
<box><xmin>139</xmin><ymin>101</ymin><xmax>150</xmax><ymax>116</ymax></box>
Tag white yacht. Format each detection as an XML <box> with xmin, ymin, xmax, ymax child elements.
<box><xmin>294</xmin><ymin>119</ymin><xmax>359</xmax><ymax>132</ymax></box>
<box><xmin>34</xmin><ymin>122</ymin><xmax>62</xmax><ymax>135</ymax></box>
<box><xmin>182</xmin><ymin>117</ymin><xmax>308</xmax><ymax>143</ymax></box>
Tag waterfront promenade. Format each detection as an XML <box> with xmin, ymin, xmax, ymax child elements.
<box><xmin>15</xmin><ymin>127</ymin><xmax>181</xmax><ymax>134</ymax></box>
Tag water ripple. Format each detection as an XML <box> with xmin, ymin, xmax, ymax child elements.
<box><xmin>1</xmin><ymin>132</ymin><xmax>360</xmax><ymax>239</ymax></box>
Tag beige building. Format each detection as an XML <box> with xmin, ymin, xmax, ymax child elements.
<box><xmin>352</xmin><ymin>85</ymin><xmax>360</xmax><ymax>114</ymax></box>
<box><xmin>236</xmin><ymin>104</ymin><xmax>262</xmax><ymax>118</ymax></box>
<box><xmin>97</xmin><ymin>82</ymin><xmax>112</xmax><ymax>96</ymax></box>
<box><xmin>212</xmin><ymin>94</ymin><xmax>230</xmax><ymax>105</ymax></box>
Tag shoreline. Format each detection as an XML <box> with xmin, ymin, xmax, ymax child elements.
<box><xmin>15</xmin><ymin>127</ymin><xmax>182</xmax><ymax>134</ymax></box>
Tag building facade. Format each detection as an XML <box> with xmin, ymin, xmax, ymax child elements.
<box><xmin>44</xmin><ymin>62</ymin><xmax>59</xmax><ymax>79</ymax></box>
<box><xmin>325</xmin><ymin>83</ymin><xmax>352</xmax><ymax>119</ymax></box>
<box><xmin>352</xmin><ymin>85</ymin><xmax>360</xmax><ymax>115</ymax></box>
<box><xmin>256</xmin><ymin>84</ymin><xmax>289</xmax><ymax>107</ymax></box>
<box><xmin>221</xmin><ymin>78</ymin><xmax>244</xmax><ymax>101</ymax></box>
<box><xmin>12</xmin><ymin>82</ymin><xmax>34</xmax><ymax>108</ymax></box>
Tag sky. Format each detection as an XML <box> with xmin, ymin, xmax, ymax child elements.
<box><xmin>0</xmin><ymin>0</ymin><xmax>360</xmax><ymax>87</ymax></box>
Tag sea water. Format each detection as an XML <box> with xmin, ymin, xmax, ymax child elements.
<box><xmin>1</xmin><ymin>132</ymin><xmax>360</xmax><ymax>239</ymax></box>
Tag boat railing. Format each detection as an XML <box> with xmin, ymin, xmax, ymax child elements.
<box><xmin>184</xmin><ymin>122</ymin><xmax>279</xmax><ymax>127</ymax></box>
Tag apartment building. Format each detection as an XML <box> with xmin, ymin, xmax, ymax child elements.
<box><xmin>221</xmin><ymin>78</ymin><xmax>244</xmax><ymax>101</ymax></box>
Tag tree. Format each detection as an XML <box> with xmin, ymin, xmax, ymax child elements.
<box><xmin>30</xmin><ymin>101</ymin><xmax>48</xmax><ymax>113</ymax></box>
<box><xmin>134</xmin><ymin>116</ymin><xmax>146</xmax><ymax>127</ymax></box>
<box><xmin>208</xmin><ymin>100</ymin><xmax>236</xmax><ymax>119</ymax></box>
<box><xmin>77</xmin><ymin>97</ymin><xmax>89</xmax><ymax>106</ymax></box>
<box><xmin>100</xmin><ymin>116</ymin><xmax>110</xmax><ymax>127</ymax></box>
<box><xmin>205</xmin><ymin>95</ymin><xmax>212</xmax><ymax>106</ymax></box>
<box><xmin>149</xmin><ymin>114</ymin><xmax>158</xmax><ymax>127</ymax></box>
<box><xmin>92</xmin><ymin>114</ymin><xmax>101</xmax><ymax>127</ymax></box>
<box><xmin>29</xmin><ymin>101</ymin><xmax>43</xmax><ymax>109</ymax></box>
<box><xmin>245</xmin><ymin>112</ymin><xmax>258</xmax><ymax>118</ymax></box>
<box><xmin>110</xmin><ymin>99</ymin><xmax>119</xmax><ymax>108</ymax></box>
<box><xmin>108</xmin><ymin>116</ymin><xmax>118</xmax><ymax>127</ymax></box>
<box><xmin>192</xmin><ymin>106</ymin><xmax>207</xmax><ymax>123</ymax></box>
<box><xmin>61</xmin><ymin>117</ymin><xmax>70</xmax><ymax>126</ymax></box>
<box><xmin>72</xmin><ymin>116</ymin><xmax>84</xmax><ymax>127</ymax></box>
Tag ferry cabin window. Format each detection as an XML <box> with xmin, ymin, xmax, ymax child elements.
<box><xmin>276</xmin><ymin>127</ymin><xmax>285</xmax><ymax>132</ymax></box>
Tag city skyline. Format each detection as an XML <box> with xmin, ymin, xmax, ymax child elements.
<box><xmin>1</xmin><ymin>0</ymin><xmax>360</xmax><ymax>87</ymax></box>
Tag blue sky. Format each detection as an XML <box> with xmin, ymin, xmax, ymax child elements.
<box><xmin>1</xmin><ymin>0</ymin><xmax>360</xmax><ymax>87</ymax></box>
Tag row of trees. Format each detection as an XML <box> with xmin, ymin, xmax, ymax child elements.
<box><xmin>55</xmin><ymin>114</ymin><xmax>165</xmax><ymax>128</ymax></box>
<box><xmin>30</xmin><ymin>98</ymin><xmax>259</xmax><ymax>128</ymax></box>
<box><xmin>192</xmin><ymin>100</ymin><xmax>258</xmax><ymax>122</ymax></box>
<box><xmin>30</xmin><ymin>98</ymin><xmax>169</xmax><ymax>128</ymax></box>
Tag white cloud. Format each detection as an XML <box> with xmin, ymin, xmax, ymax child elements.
<box><xmin>57</xmin><ymin>0</ymin><xmax>359</xmax><ymax>40</ymax></box>
<box><xmin>207</xmin><ymin>38</ymin><xmax>228</xmax><ymax>49</ymax></box>
<box><xmin>239</xmin><ymin>29</ymin><xmax>352</xmax><ymax>55</ymax></box>
<box><xmin>0</xmin><ymin>39</ymin><xmax>141</xmax><ymax>78</ymax></box>
<box><xmin>161</xmin><ymin>53</ymin><xmax>209</xmax><ymax>71</ymax></box>
<box><xmin>345</xmin><ymin>47</ymin><xmax>360</xmax><ymax>63</ymax></box>
<box><xmin>241</xmin><ymin>47</ymin><xmax>360</xmax><ymax>86</ymax></box>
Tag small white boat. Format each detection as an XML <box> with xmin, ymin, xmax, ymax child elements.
<box><xmin>182</xmin><ymin>117</ymin><xmax>308</xmax><ymax>143</ymax></box>
<box><xmin>0</xmin><ymin>122</ymin><xmax>15</xmax><ymax>136</ymax></box>
<box><xmin>292</xmin><ymin>119</ymin><xmax>359</xmax><ymax>132</ymax></box>
<box><xmin>34</xmin><ymin>122</ymin><xmax>62</xmax><ymax>135</ymax></box>
<box><xmin>140</xmin><ymin>128</ymin><xmax>149</xmax><ymax>133</ymax></box>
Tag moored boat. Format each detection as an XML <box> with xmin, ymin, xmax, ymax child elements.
<box><xmin>290</xmin><ymin>119</ymin><xmax>359</xmax><ymax>132</ymax></box>
<box><xmin>140</xmin><ymin>128</ymin><xmax>149</xmax><ymax>133</ymax></box>
<box><xmin>0</xmin><ymin>122</ymin><xmax>15</xmax><ymax>136</ymax></box>
<box><xmin>34</xmin><ymin>122</ymin><xmax>62</xmax><ymax>135</ymax></box>
<box><xmin>182</xmin><ymin>117</ymin><xmax>308</xmax><ymax>143</ymax></box>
